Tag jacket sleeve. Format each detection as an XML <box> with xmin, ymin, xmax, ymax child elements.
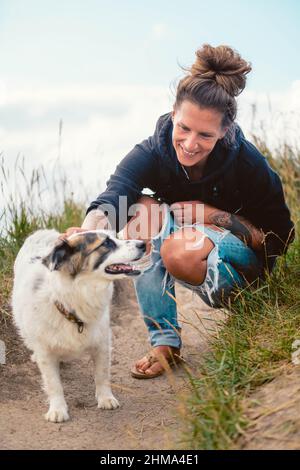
<box><xmin>238</xmin><ymin>140</ymin><xmax>295</xmax><ymax>271</ymax></box>
<box><xmin>86</xmin><ymin>135</ymin><xmax>160</xmax><ymax>233</ymax></box>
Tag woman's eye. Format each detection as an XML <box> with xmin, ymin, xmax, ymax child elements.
<box><xmin>200</xmin><ymin>135</ymin><xmax>213</xmax><ymax>140</ymax></box>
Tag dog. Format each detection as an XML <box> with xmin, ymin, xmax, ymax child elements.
<box><xmin>12</xmin><ymin>229</ymin><xmax>146</xmax><ymax>422</ymax></box>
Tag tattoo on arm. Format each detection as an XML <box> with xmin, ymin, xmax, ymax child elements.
<box><xmin>208</xmin><ymin>211</ymin><xmax>264</xmax><ymax>250</ymax></box>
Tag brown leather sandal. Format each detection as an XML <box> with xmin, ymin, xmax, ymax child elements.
<box><xmin>131</xmin><ymin>349</ymin><xmax>183</xmax><ymax>379</ymax></box>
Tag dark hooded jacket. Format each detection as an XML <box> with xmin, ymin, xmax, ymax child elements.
<box><xmin>87</xmin><ymin>112</ymin><xmax>295</xmax><ymax>272</ymax></box>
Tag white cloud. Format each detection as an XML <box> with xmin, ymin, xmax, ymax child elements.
<box><xmin>237</xmin><ymin>80</ymin><xmax>300</xmax><ymax>148</ymax></box>
<box><xmin>151</xmin><ymin>22</ymin><xmax>168</xmax><ymax>40</ymax></box>
<box><xmin>1</xmin><ymin>79</ymin><xmax>300</xmax><ymax>221</ymax></box>
<box><xmin>0</xmin><ymin>79</ymin><xmax>7</xmax><ymax>106</ymax></box>
<box><xmin>0</xmin><ymin>82</ymin><xmax>173</xmax><ymax>214</ymax></box>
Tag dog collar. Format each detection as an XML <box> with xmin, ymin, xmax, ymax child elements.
<box><xmin>54</xmin><ymin>300</ymin><xmax>84</xmax><ymax>333</ymax></box>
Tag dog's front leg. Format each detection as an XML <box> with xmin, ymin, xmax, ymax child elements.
<box><xmin>36</xmin><ymin>353</ymin><xmax>69</xmax><ymax>422</ymax></box>
<box><xmin>92</xmin><ymin>329</ymin><xmax>120</xmax><ymax>410</ymax></box>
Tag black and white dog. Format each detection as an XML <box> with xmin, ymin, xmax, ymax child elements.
<box><xmin>12</xmin><ymin>229</ymin><xmax>145</xmax><ymax>422</ymax></box>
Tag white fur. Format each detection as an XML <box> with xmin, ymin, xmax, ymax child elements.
<box><xmin>12</xmin><ymin>229</ymin><xmax>144</xmax><ymax>423</ymax></box>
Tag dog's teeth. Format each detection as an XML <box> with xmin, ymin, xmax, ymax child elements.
<box><xmin>106</xmin><ymin>263</ymin><xmax>133</xmax><ymax>273</ymax></box>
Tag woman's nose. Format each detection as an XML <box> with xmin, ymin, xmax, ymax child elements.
<box><xmin>184</xmin><ymin>134</ymin><xmax>199</xmax><ymax>151</ymax></box>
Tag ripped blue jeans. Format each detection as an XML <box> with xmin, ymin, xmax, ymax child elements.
<box><xmin>133</xmin><ymin>204</ymin><xmax>264</xmax><ymax>349</ymax></box>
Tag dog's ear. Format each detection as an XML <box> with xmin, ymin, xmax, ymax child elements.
<box><xmin>42</xmin><ymin>239</ymin><xmax>74</xmax><ymax>272</ymax></box>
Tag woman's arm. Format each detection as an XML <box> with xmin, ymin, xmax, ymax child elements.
<box><xmin>60</xmin><ymin>208</ymin><xmax>110</xmax><ymax>239</ymax></box>
<box><xmin>170</xmin><ymin>200</ymin><xmax>265</xmax><ymax>251</ymax></box>
<box><xmin>85</xmin><ymin>138</ymin><xmax>159</xmax><ymax>233</ymax></box>
<box><xmin>202</xmin><ymin>203</ymin><xmax>265</xmax><ymax>251</ymax></box>
<box><xmin>236</xmin><ymin>141</ymin><xmax>294</xmax><ymax>266</ymax></box>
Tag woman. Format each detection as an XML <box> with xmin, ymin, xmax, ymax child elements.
<box><xmin>64</xmin><ymin>44</ymin><xmax>294</xmax><ymax>379</ymax></box>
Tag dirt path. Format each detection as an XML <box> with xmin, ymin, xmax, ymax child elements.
<box><xmin>238</xmin><ymin>365</ymin><xmax>300</xmax><ymax>450</ymax></box>
<box><xmin>0</xmin><ymin>281</ymin><xmax>224</xmax><ymax>450</ymax></box>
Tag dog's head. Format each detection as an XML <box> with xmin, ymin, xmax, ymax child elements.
<box><xmin>42</xmin><ymin>230</ymin><xmax>146</xmax><ymax>279</ymax></box>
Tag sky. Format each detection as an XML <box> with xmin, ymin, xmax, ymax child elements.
<box><xmin>0</xmin><ymin>0</ymin><xmax>300</xmax><ymax>210</ymax></box>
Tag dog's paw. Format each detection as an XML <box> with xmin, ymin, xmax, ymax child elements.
<box><xmin>97</xmin><ymin>395</ymin><xmax>120</xmax><ymax>410</ymax></box>
<box><xmin>45</xmin><ymin>407</ymin><xmax>70</xmax><ymax>423</ymax></box>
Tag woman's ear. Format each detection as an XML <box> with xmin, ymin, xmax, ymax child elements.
<box><xmin>171</xmin><ymin>107</ymin><xmax>176</xmax><ymax>122</ymax></box>
<box><xmin>220</xmin><ymin>126</ymin><xmax>229</xmax><ymax>139</ymax></box>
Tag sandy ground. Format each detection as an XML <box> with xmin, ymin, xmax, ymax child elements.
<box><xmin>238</xmin><ymin>364</ymin><xmax>300</xmax><ymax>450</ymax></box>
<box><xmin>0</xmin><ymin>281</ymin><xmax>225</xmax><ymax>450</ymax></box>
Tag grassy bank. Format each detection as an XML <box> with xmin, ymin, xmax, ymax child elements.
<box><xmin>0</xmin><ymin>140</ymin><xmax>299</xmax><ymax>449</ymax></box>
<box><xmin>181</xmin><ymin>140</ymin><xmax>300</xmax><ymax>449</ymax></box>
<box><xmin>0</xmin><ymin>158</ymin><xmax>86</xmax><ymax>336</ymax></box>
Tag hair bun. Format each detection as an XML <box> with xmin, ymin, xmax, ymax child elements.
<box><xmin>189</xmin><ymin>44</ymin><xmax>252</xmax><ymax>97</ymax></box>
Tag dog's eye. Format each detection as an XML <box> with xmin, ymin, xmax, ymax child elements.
<box><xmin>102</xmin><ymin>237</ymin><xmax>116</xmax><ymax>250</ymax></box>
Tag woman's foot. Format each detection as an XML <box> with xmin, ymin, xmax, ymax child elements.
<box><xmin>131</xmin><ymin>345</ymin><xmax>182</xmax><ymax>379</ymax></box>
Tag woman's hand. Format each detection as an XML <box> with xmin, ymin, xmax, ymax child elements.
<box><xmin>59</xmin><ymin>208</ymin><xmax>110</xmax><ymax>241</ymax></box>
<box><xmin>59</xmin><ymin>227</ymin><xmax>88</xmax><ymax>241</ymax></box>
<box><xmin>170</xmin><ymin>200</ymin><xmax>204</xmax><ymax>226</ymax></box>
<box><xmin>81</xmin><ymin>208</ymin><xmax>110</xmax><ymax>230</ymax></box>
<box><xmin>170</xmin><ymin>200</ymin><xmax>217</xmax><ymax>226</ymax></box>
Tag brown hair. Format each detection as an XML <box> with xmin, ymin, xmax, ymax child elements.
<box><xmin>174</xmin><ymin>44</ymin><xmax>252</xmax><ymax>146</ymax></box>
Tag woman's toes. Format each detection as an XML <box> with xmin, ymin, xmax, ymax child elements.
<box><xmin>143</xmin><ymin>362</ymin><xmax>163</xmax><ymax>376</ymax></box>
<box><xmin>135</xmin><ymin>357</ymin><xmax>150</xmax><ymax>371</ymax></box>
<box><xmin>139</xmin><ymin>360</ymin><xmax>152</xmax><ymax>372</ymax></box>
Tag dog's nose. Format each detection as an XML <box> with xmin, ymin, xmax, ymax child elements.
<box><xmin>137</xmin><ymin>241</ymin><xmax>146</xmax><ymax>252</ymax></box>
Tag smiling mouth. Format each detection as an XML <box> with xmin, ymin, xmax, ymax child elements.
<box><xmin>179</xmin><ymin>144</ymin><xmax>200</xmax><ymax>157</ymax></box>
<box><xmin>105</xmin><ymin>263</ymin><xmax>141</xmax><ymax>276</ymax></box>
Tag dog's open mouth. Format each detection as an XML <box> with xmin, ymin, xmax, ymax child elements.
<box><xmin>105</xmin><ymin>263</ymin><xmax>141</xmax><ymax>276</ymax></box>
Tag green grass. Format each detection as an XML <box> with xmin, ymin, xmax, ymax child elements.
<box><xmin>180</xmin><ymin>244</ymin><xmax>300</xmax><ymax>449</ymax></box>
<box><xmin>180</xmin><ymin>139</ymin><xmax>300</xmax><ymax>450</ymax></box>
<box><xmin>0</xmin><ymin>157</ymin><xmax>86</xmax><ymax>326</ymax></box>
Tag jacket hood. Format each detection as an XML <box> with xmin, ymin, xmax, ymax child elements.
<box><xmin>153</xmin><ymin>112</ymin><xmax>244</xmax><ymax>184</ymax></box>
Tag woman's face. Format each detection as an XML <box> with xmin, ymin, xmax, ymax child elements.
<box><xmin>172</xmin><ymin>100</ymin><xmax>228</xmax><ymax>167</ymax></box>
